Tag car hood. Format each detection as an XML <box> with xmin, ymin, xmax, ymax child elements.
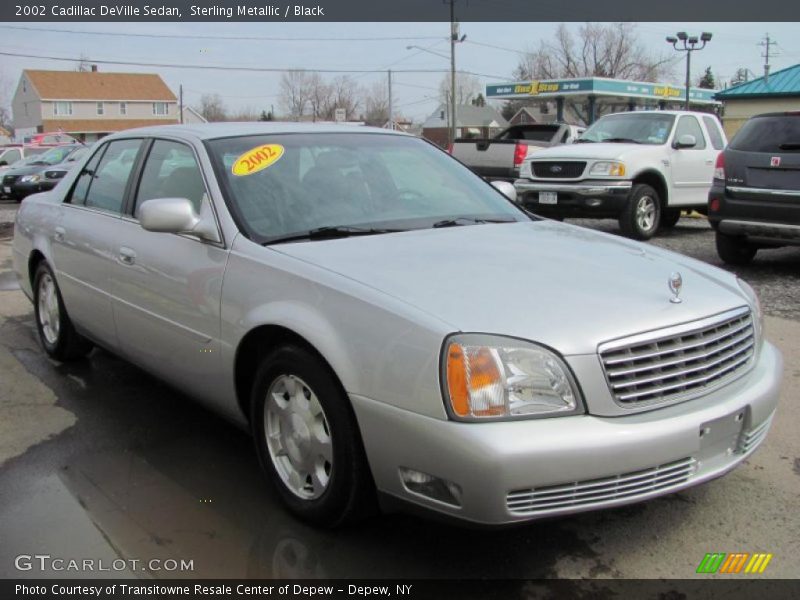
<box><xmin>2</xmin><ymin>164</ymin><xmax>47</xmax><ymax>177</ymax></box>
<box><xmin>275</xmin><ymin>221</ymin><xmax>748</xmax><ymax>355</ymax></box>
<box><xmin>528</xmin><ymin>142</ymin><xmax>664</xmax><ymax>162</ymax></box>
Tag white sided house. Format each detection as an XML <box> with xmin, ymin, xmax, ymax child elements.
<box><xmin>12</xmin><ymin>68</ymin><xmax>179</xmax><ymax>143</ymax></box>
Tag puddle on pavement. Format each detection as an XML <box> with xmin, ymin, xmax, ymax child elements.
<box><xmin>0</xmin><ymin>271</ymin><xmax>19</xmax><ymax>291</ymax></box>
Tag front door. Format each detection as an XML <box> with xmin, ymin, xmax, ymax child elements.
<box><xmin>108</xmin><ymin>139</ymin><xmax>228</xmax><ymax>403</ymax></box>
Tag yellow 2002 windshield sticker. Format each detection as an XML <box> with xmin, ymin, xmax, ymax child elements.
<box><xmin>231</xmin><ymin>144</ymin><xmax>285</xmax><ymax>176</ymax></box>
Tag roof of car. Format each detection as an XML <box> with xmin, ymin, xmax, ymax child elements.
<box><xmin>105</xmin><ymin>122</ymin><xmax>408</xmax><ymax>141</ymax></box>
<box><xmin>601</xmin><ymin>110</ymin><xmax>716</xmax><ymax>117</ymax></box>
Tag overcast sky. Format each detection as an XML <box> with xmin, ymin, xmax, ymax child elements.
<box><xmin>1</xmin><ymin>21</ymin><xmax>799</xmax><ymax>122</ymax></box>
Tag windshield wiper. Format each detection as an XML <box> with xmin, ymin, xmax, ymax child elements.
<box><xmin>575</xmin><ymin>139</ymin><xmax>595</xmax><ymax>143</ymax></box>
<box><xmin>432</xmin><ymin>216</ymin><xmax>517</xmax><ymax>228</ymax></box>
<box><xmin>263</xmin><ymin>225</ymin><xmax>405</xmax><ymax>245</ymax></box>
<box><xmin>778</xmin><ymin>143</ymin><xmax>800</xmax><ymax>150</ymax></box>
<box><xmin>602</xmin><ymin>137</ymin><xmax>642</xmax><ymax>144</ymax></box>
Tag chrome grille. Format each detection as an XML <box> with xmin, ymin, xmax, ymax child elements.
<box><xmin>599</xmin><ymin>308</ymin><xmax>755</xmax><ymax>407</ymax></box>
<box><xmin>507</xmin><ymin>457</ymin><xmax>696</xmax><ymax>515</ymax></box>
<box><xmin>531</xmin><ymin>161</ymin><xmax>586</xmax><ymax>179</ymax></box>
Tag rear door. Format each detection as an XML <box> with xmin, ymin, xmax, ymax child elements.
<box><xmin>669</xmin><ymin>115</ymin><xmax>714</xmax><ymax>206</ymax></box>
<box><xmin>52</xmin><ymin>138</ymin><xmax>145</xmax><ymax>349</ymax></box>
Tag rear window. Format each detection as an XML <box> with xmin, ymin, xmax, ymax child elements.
<box><xmin>730</xmin><ymin>115</ymin><xmax>800</xmax><ymax>153</ymax></box>
<box><xmin>497</xmin><ymin>126</ymin><xmax>559</xmax><ymax>142</ymax></box>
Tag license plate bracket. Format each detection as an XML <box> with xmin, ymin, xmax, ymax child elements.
<box><xmin>539</xmin><ymin>191</ymin><xmax>558</xmax><ymax>205</ymax></box>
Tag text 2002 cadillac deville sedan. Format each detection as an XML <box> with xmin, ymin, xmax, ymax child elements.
<box><xmin>12</xmin><ymin>124</ymin><xmax>781</xmax><ymax>526</ymax></box>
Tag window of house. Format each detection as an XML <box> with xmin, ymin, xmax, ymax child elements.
<box><xmin>119</xmin><ymin>102</ymin><xmax>127</xmax><ymax>116</ymax></box>
<box><xmin>96</xmin><ymin>102</ymin><xmax>104</xmax><ymax>116</ymax></box>
<box><xmin>53</xmin><ymin>102</ymin><xmax>73</xmax><ymax>116</ymax></box>
<box><xmin>152</xmin><ymin>102</ymin><xmax>169</xmax><ymax>116</ymax></box>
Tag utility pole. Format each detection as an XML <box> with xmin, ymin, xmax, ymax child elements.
<box><xmin>759</xmin><ymin>33</ymin><xmax>779</xmax><ymax>83</ymax></box>
<box><xmin>387</xmin><ymin>69</ymin><xmax>393</xmax><ymax>130</ymax></box>
<box><xmin>449</xmin><ymin>0</ymin><xmax>457</xmax><ymax>146</ymax></box>
<box><xmin>179</xmin><ymin>84</ymin><xmax>183</xmax><ymax>124</ymax></box>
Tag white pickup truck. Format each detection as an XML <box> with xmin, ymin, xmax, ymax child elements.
<box><xmin>514</xmin><ymin>110</ymin><xmax>727</xmax><ymax>239</ymax></box>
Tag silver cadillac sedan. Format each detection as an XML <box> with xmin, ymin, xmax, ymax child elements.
<box><xmin>12</xmin><ymin>124</ymin><xmax>782</xmax><ymax>527</ymax></box>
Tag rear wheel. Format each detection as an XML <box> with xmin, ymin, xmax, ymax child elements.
<box><xmin>716</xmin><ymin>232</ymin><xmax>757</xmax><ymax>265</ymax></box>
<box><xmin>660</xmin><ymin>208</ymin><xmax>682</xmax><ymax>229</ymax></box>
<box><xmin>250</xmin><ymin>345</ymin><xmax>376</xmax><ymax>527</ymax></box>
<box><xmin>619</xmin><ymin>184</ymin><xmax>661</xmax><ymax>240</ymax></box>
<box><xmin>33</xmin><ymin>262</ymin><xmax>94</xmax><ymax>360</ymax></box>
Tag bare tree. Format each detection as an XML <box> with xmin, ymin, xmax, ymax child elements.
<box><xmin>363</xmin><ymin>81</ymin><xmax>389</xmax><ymax>126</ymax></box>
<box><xmin>439</xmin><ymin>72</ymin><xmax>481</xmax><ymax>106</ymax></box>
<box><xmin>306</xmin><ymin>73</ymin><xmax>332</xmax><ymax>122</ymax></box>
<box><xmin>279</xmin><ymin>70</ymin><xmax>312</xmax><ymax>120</ymax></box>
<box><xmin>322</xmin><ymin>75</ymin><xmax>361</xmax><ymax>121</ymax></box>
<box><xmin>0</xmin><ymin>70</ymin><xmax>13</xmax><ymax>136</ymax></box>
<box><xmin>198</xmin><ymin>93</ymin><xmax>227</xmax><ymax>122</ymax></box>
<box><xmin>513</xmin><ymin>23</ymin><xmax>676</xmax><ymax>123</ymax></box>
<box><xmin>228</xmin><ymin>105</ymin><xmax>260</xmax><ymax>121</ymax></box>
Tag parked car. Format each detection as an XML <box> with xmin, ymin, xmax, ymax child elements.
<box><xmin>2</xmin><ymin>144</ymin><xmax>86</xmax><ymax>201</ymax></box>
<box><xmin>22</xmin><ymin>132</ymin><xmax>79</xmax><ymax>147</ymax></box>
<box><xmin>450</xmin><ymin>123</ymin><xmax>585</xmax><ymax>182</ymax></box>
<box><xmin>12</xmin><ymin>124</ymin><xmax>780</xmax><ymax>527</ymax></box>
<box><xmin>0</xmin><ymin>145</ymin><xmax>49</xmax><ymax>171</ymax></box>
<box><xmin>514</xmin><ymin>111</ymin><xmax>728</xmax><ymax>239</ymax></box>
<box><xmin>708</xmin><ymin>111</ymin><xmax>800</xmax><ymax>265</ymax></box>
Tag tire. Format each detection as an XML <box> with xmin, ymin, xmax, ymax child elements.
<box><xmin>33</xmin><ymin>262</ymin><xmax>94</xmax><ymax>361</ymax></box>
<box><xmin>660</xmin><ymin>208</ymin><xmax>682</xmax><ymax>229</ymax></box>
<box><xmin>716</xmin><ymin>231</ymin><xmax>757</xmax><ymax>266</ymax></box>
<box><xmin>250</xmin><ymin>344</ymin><xmax>376</xmax><ymax>527</ymax></box>
<box><xmin>619</xmin><ymin>184</ymin><xmax>661</xmax><ymax>240</ymax></box>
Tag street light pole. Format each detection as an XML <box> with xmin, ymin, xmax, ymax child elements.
<box><xmin>666</xmin><ymin>32</ymin><xmax>712</xmax><ymax>111</ymax></box>
<box><xmin>449</xmin><ymin>0</ymin><xmax>457</xmax><ymax>146</ymax></box>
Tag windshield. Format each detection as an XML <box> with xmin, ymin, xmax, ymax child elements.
<box><xmin>207</xmin><ymin>133</ymin><xmax>529</xmax><ymax>243</ymax></box>
<box><xmin>579</xmin><ymin>113</ymin><xmax>676</xmax><ymax>145</ymax></box>
<box><xmin>36</xmin><ymin>146</ymin><xmax>76</xmax><ymax>165</ymax></box>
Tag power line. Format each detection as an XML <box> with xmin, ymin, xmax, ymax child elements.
<box><xmin>0</xmin><ymin>24</ymin><xmax>442</xmax><ymax>43</ymax></box>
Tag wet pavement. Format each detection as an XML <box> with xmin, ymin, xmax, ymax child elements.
<box><xmin>0</xmin><ymin>202</ymin><xmax>798</xmax><ymax>580</ymax></box>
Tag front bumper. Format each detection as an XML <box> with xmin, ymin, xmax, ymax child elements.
<box><xmin>9</xmin><ymin>181</ymin><xmax>52</xmax><ymax>200</ymax></box>
<box><xmin>514</xmin><ymin>179</ymin><xmax>632</xmax><ymax>217</ymax></box>
<box><xmin>351</xmin><ymin>342</ymin><xmax>782</xmax><ymax>525</ymax></box>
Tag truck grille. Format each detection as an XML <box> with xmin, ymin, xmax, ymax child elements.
<box><xmin>599</xmin><ymin>308</ymin><xmax>755</xmax><ymax>407</ymax></box>
<box><xmin>531</xmin><ymin>161</ymin><xmax>586</xmax><ymax>178</ymax></box>
<box><xmin>507</xmin><ymin>457</ymin><xmax>696</xmax><ymax>515</ymax></box>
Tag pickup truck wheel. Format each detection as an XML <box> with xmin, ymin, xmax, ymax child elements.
<box><xmin>250</xmin><ymin>345</ymin><xmax>376</xmax><ymax>527</ymax></box>
<box><xmin>33</xmin><ymin>262</ymin><xmax>94</xmax><ymax>361</ymax></box>
<box><xmin>716</xmin><ymin>232</ymin><xmax>757</xmax><ymax>265</ymax></box>
<box><xmin>619</xmin><ymin>184</ymin><xmax>661</xmax><ymax>240</ymax></box>
<box><xmin>660</xmin><ymin>208</ymin><xmax>682</xmax><ymax>229</ymax></box>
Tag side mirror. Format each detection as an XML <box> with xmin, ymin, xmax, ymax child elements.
<box><xmin>674</xmin><ymin>134</ymin><xmax>697</xmax><ymax>149</ymax></box>
<box><xmin>491</xmin><ymin>180</ymin><xmax>517</xmax><ymax>203</ymax></box>
<box><xmin>139</xmin><ymin>197</ymin><xmax>220</xmax><ymax>243</ymax></box>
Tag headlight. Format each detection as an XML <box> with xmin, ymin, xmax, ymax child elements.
<box><xmin>589</xmin><ymin>161</ymin><xmax>626</xmax><ymax>177</ymax></box>
<box><xmin>20</xmin><ymin>174</ymin><xmax>41</xmax><ymax>183</ymax></box>
<box><xmin>737</xmin><ymin>278</ymin><xmax>764</xmax><ymax>354</ymax></box>
<box><xmin>442</xmin><ymin>334</ymin><xmax>583</xmax><ymax>421</ymax></box>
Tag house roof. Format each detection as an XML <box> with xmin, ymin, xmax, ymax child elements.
<box><xmin>42</xmin><ymin>118</ymin><xmax>179</xmax><ymax>134</ymax></box>
<box><xmin>24</xmin><ymin>70</ymin><xmax>177</xmax><ymax>102</ymax></box>
<box><xmin>422</xmin><ymin>104</ymin><xmax>509</xmax><ymax>129</ymax></box>
<box><xmin>716</xmin><ymin>64</ymin><xmax>800</xmax><ymax>99</ymax></box>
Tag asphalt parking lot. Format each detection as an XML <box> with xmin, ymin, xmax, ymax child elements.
<box><xmin>0</xmin><ymin>200</ymin><xmax>798</xmax><ymax>582</ymax></box>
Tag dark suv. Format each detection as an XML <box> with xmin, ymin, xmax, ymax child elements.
<box><xmin>708</xmin><ymin>112</ymin><xmax>800</xmax><ymax>265</ymax></box>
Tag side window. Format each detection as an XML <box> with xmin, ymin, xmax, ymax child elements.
<box><xmin>674</xmin><ymin>116</ymin><xmax>707</xmax><ymax>150</ymax></box>
<box><xmin>74</xmin><ymin>139</ymin><xmax>142</xmax><ymax>213</ymax></box>
<box><xmin>134</xmin><ymin>140</ymin><xmax>206</xmax><ymax>215</ymax></box>
<box><xmin>3</xmin><ymin>149</ymin><xmax>20</xmax><ymax>164</ymax></box>
<box><xmin>702</xmin><ymin>116</ymin><xmax>725</xmax><ymax>150</ymax></box>
<box><xmin>69</xmin><ymin>146</ymin><xmax>107</xmax><ymax>206</ymax></box>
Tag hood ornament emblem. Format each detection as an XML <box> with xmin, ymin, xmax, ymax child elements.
<box><xmin>668</xmin><ymin>272</ymin><xmax>683</xmax><ymax>304</ymax></box>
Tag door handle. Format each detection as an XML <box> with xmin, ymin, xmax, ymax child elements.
<box><xmin>53</xmin><ymin>226</ymin><xmax>65</xmax><ymax>242</ymax></box>
<box><xmin>119</xmin><ymin>247</ymin><xmax>137</xmax><ymax>265</ymax></box>
<box><xmin>705</xmin><ymin>159</ymin><xmax>714</xmax><ymax>165</ymax></box>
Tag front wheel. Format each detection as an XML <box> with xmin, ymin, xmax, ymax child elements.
<box><xmin>250</xmin><ymin>345</ymin><xmax>376</xmax><ymax>527</ymax></box>
<box><xmin>716</xmin><ymin>231</ymin><xmax>757</xmax><ymax>265</ymax></box>
<box><xmin>619</xmin><ymin>184</ymin><xmax>661</xmax><ymax>240</ymax></box>
<box><xmin>33</xmin><ymin>262</ymin><xmax>94</xmax><ymax>360</ymax></box>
